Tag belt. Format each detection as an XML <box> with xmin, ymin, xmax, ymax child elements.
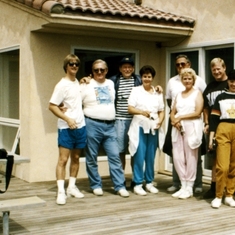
<box><xmin>85</xmin><ymin>116</ymin><xmax>115</xmax><ymax>124</ymax></box>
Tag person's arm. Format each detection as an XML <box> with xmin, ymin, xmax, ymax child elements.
<box><xmin>203</xmin><ymin>107</ymin><xmax>209</xmax><ymax>134</ymax></box>
<box><xmin>49</xmin><ymin>103</ymin><xmax>77</xmax><ymax>129</ymax></box>
<box><xmin>170</xmin><ymin>102</ymin><xmax>181</xmax><ymax>131</ymax></box>
<box><xmin>208</xmin><ymin>131</ymin><xmax>216</xmax><ymax>151</ymax></box>
<box><xmin>155</xmin><ymin>110</ymin><xmax>165</xmax><ymax>129</ymax></box>
<box><xmin>128</xmin><ymin>105</ymin><xmax>150</xmax><ymax>118</ymax></box>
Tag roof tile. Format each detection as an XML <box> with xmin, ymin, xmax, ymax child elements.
<box><xmin>13</xmin><ymin>0</ymin><xmax>195</xmax><ymax>25</ymax></box>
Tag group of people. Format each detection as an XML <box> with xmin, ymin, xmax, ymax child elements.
<box><xmin>49</xmin><ymin>53</ymin><xmax>235</xmax><ymax>209</ymax></box>
<box><xmin>165</xmin><ymin>55</ymin><xmax>235</xmax><ymax>208</ymax></box>
<box><xmin>49</xmin><ymin>55</ymin><xmax>163</xmax><ymax>205</ymax></box>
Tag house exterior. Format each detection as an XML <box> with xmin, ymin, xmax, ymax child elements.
<box><xmin>0</xmin><ymin>0</ymin><xmax>234</xmax><ymax>182</ymax></box>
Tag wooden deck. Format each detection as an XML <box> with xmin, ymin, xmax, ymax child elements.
<box><xmin>0</xmin><ymin>173</ymin><xmax>235</xmax><ymax>235</ymax></box>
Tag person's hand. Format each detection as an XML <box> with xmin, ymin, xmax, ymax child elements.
<box><xmin>80</xmin><ymin>75</ymin><xmax>92</xmax><ymax>84</ymax></box>
<box><xmin>155</xmin><ymin>122</ymin><xmax>162</xmax><ymax>129</ymax></box>
<box><xmin>171</xmin><ymin>116</ymin><xmax>181</xmax><ymax>126</ymax></box>
<box><xmin>66</xmin><ymin>118</ymin><xmax>77</xmax><ymax>129</ymax></box>
<box><xmin>203</xmin><ymin>124</ymin><xmax>209</xmax><ymax>134</ymax></box>
<box><xmin>141</xmin><ymin>110</ymin><xmax>150</xmax><ymax>118</ymax></box>
<box><xmin>174</xmin><ymin>122</ymin><xmax>182</xmax><ymax>131</ymax></box>
<box><xmin>208</xmin><ymin>138</ymin><xmax>213</xmax><ymax>151</ymax></box>
<box><xmin>59</xmin><ymin>103</ymin><xmax>67</xmax><ymax>113</ymax></box>
<box><xmin>154</xmin><ymin>85</ymin><xmax>163</xmax><ymax>93</ymax></box>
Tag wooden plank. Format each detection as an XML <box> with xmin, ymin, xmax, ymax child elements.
<box><xmin>0</xmin><ymin>196</ymin><xmax>45</xmax><ymax>211</ymax></box>
<box><xmin>1</xmin><ymin>174</ymin><xmax>235</xmax><ymax>235</ymax></box>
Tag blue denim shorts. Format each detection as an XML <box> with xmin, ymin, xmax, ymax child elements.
<box><xmin>114</xmin><ymin>119</ymin><xmax>132</xmax><ymax>153</ymax></box>
<box><xmin>58</xmin><ymin>126</ymin><xmax>87</xmax><ymax>149</ymax></box>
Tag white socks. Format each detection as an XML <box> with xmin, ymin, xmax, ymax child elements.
<box><xmin>57</xmin><ymin>180</ymin><xmax>65</xmax><ymax>193</ymax></box>
<box><xmin>68</xmin><ymin>177</ymin><xmax>76</xmax><ymax>188</ymax></box>
<box><xmin>57</xmin><ymin>177</ymin><xmax>77</xmax><ymax>192</ymax></box>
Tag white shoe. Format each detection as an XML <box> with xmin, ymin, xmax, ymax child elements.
<box><xmin>211</xmin><ymin>197</ymin><xmax>222</xmax><ymax>209</ymax></box>
<box><xmin>93</xmin><ymin>188</ymin><xmax>103</xmax><ymax>196</ymax></box>
<box><xmin>67</xmin><ymin>186</ymin><xmax>84</xmax><ymax>198</ymax></box>
<box><xmin>134</xmin><ymin>185</ymin><xmax>147</xmax><ymax>196</ymax></box>
<box><xmin>167</xmin><ymin>185</ymin><xmax>180</xmax><ymax>192</ymax></box>
<box><xmin>118</xmin><ymin>188</ymin><xmax>130</xmax><ymax>198</ymax></box>
<box><xmin>56</xmin><ymin>191</ymin><xmax>67</xmax><ymax>205</ymax></box>
<box><xmin>172</xmin><ymin>188</ymin><xmax>184</xmax><ymax>198</ymax></box>
<box><xmin>224</xmin><ymin>197</ymin><xmax>235</xmax><ymax>207</ymax></box>
<box><xmin>178</xmin><ymin>189</ymin><xmax>192</xmax><ymax>199</ymax></box>
<box><xmin>146</xmin><ymin>183</ymin><xmax>159</xmax><ymax>194</ymax></box>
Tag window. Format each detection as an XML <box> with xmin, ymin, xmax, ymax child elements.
<box><xmin>0</xmin><ymin>49</ymin><xmax>20</xmax><ymax>153</ymax></box>
<box><xmin>73</xmin><ymin>48</ymin><xmax>138</xmax><ymax>79</ymax></box>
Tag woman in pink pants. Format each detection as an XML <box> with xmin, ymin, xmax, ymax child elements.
<box><xmin>170</xmin><ymin>68</ymin><xmax>204</xmax><ymax>199</ymax></box>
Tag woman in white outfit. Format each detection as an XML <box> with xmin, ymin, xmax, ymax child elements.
<box><xmin>128</xmin><ymin>65</ymin><xmax>165</xmax><ymax>196</ymax></box>
<box><xmin>170</xmin><ymin>68</ymin><xmax>203</xmax><ymax>199</ymax></box>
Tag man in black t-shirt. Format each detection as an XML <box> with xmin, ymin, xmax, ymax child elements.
<box><xmin>203</xmin><ymin>57</ymin><xmax>228</xmax><ymax>199</ymax></box>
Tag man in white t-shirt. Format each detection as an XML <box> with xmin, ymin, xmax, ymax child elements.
<box><xmin>49</xmin><ymin>54</ymin><xmax>86</xmax><ymax>205</ymax></box>
<box><xmin>81</xmin><ymin>59</ymin><xmax>129</xmax><ymax>198</ymax></box>
<box><xmin>164</xmin><ymin>54</ymin><xmax>206</xmax><ymax>193</ymax></box>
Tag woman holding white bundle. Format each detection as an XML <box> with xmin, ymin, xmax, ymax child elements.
<box><xmin>170</xmin><ymin>68</ymin><xmax>203</xmax><ymax>199</ymax></box>
<box><xmin>128</xmin><ymin>65</ymin><xmax>165</xmax><ymax>196</ymax></box>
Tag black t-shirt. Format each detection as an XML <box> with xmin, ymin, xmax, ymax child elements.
<box><xmin>203</xmin><ymin>80</ymin><xmax>228</xmax><ymax>116</ymax></box>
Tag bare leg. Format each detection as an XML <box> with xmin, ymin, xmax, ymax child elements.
<box><xmin>70</xmin><ymin>149</ymin><xmax>82</xmax><ymax>177</ymax></box>
<box><xmin>56</xmin><ymin>146</ymin><xmax>70</xmax><ymax>180</ymax></box>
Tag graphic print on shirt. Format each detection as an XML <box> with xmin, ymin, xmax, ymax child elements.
<box><xmin>227</xmin><ymin>104</ymin><xmax>235</xmax><ymax>118</ymax></box>
<box><xmin>94</xmin><ymin>86</ymin><xmax>112</xmax><ymax>104</ymax></box>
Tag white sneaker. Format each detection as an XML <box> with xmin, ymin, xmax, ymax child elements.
<box><xmin>211</xmin><ymin>197</ymin><xmax>222</xmax><ymax>209</ymax></box>
<box><xmin>67</xmin><ymin>186</ymin><xmax>84</xmax><ymax>198</ymax></box>
<box><xmin>56</xmin><ymin>191</ymin><xmax>67</xmax><ymax>205</ymax></box>
<box><xmin>134</xmin><ymin>185</ymin><xmax>147</xmax><ymax>196</ymax></box>
<box><xmin>172</xmin><ymin>188</ymin><xmax>184</xmax><ymax>198</ymax></box>
<box><xmin>167</xmin><ymin>185</ymin><xmax>180</xmax><ymax>192</ymax></box>
<box><xmin>224</xmin><ymin>197</ymin><xmax>235</xmax><ymax>207</ymax></box>
<box><xmin>118</xmin><ymin>188</ymin><xmax>130</xmax><ymax>198</ymax></box>
<box><xmin>178</xmin><ymin>189</ymin><xmax>192</xmax><ymax>199</ymax></box>
<box><xmin>146</xmin><ymin>183</ymin><xmax>159</xmax><ymax>194</ymax></box>
<box><xmin>93</xmin><ymin>188</ymin><xmax>103</xmax><ymax>196</ymax></box>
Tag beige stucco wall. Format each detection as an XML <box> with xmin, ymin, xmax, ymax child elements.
<box><xmin>144</xmin><ymin>0</ymin><xmax>235</xmax><ymax>45</ymax></box>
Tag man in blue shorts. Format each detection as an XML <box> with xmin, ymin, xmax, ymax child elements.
<box><xmin>49</xmin><ymin>54</ymin><xmax>86</xmax><ymax>205</ymax></box>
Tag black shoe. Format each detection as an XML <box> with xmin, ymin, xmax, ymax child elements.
<box><xmin>202</xmin><ymin>189</ymin><xmax>215</xmax><ymax>199</ymax></box>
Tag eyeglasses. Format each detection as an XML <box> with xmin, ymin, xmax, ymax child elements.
<box><xmin>176</xmin><ymin>62</ymin><xmax>187</xmax><ymax>67</ymax></box>
<box><xmin>68</xmin><ymin>62</ymin><xmax>80</xmax><ymax>67</ymax></box>
<box><xmin>93</xmin><ymin>68</ymin><xmax>106</xmax><ymax>73</ymax></box>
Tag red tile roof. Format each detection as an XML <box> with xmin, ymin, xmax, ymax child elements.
<box><xmin>14</xmin><ymin>0</ymin><xmax>195</xmax><ymax>26</ymax></box>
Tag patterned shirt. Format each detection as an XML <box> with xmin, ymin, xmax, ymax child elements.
<box><xmin>116</xmin><ymin>76</ymin><xmax>135</xmax><ymax>119</ymax></box>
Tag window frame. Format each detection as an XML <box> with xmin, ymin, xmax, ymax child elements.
<box><xmin>0</xmin><ymin>46</ymin><xmax>20</xmax><ymax>154</ymax></box>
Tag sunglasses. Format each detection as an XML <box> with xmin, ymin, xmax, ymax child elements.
<box><xmin>93</xmin><ymin>68</ymin><xmax>106</xmax><ymax>73</ymax></box>
<box><xmin>176</xmin><ymin>62</ymin><xmax>187</xmax><ymax>67</ymax></box>
<box><xmin>68</xmin><ymin>62</ymin><xmax>80</xmax><ymax>67</ymax></box>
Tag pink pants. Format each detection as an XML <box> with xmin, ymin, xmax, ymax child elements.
<box><xmin>172</xmin><ymin>122</ymin><xmax>198</xmax><ymax>183</ymax></box>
